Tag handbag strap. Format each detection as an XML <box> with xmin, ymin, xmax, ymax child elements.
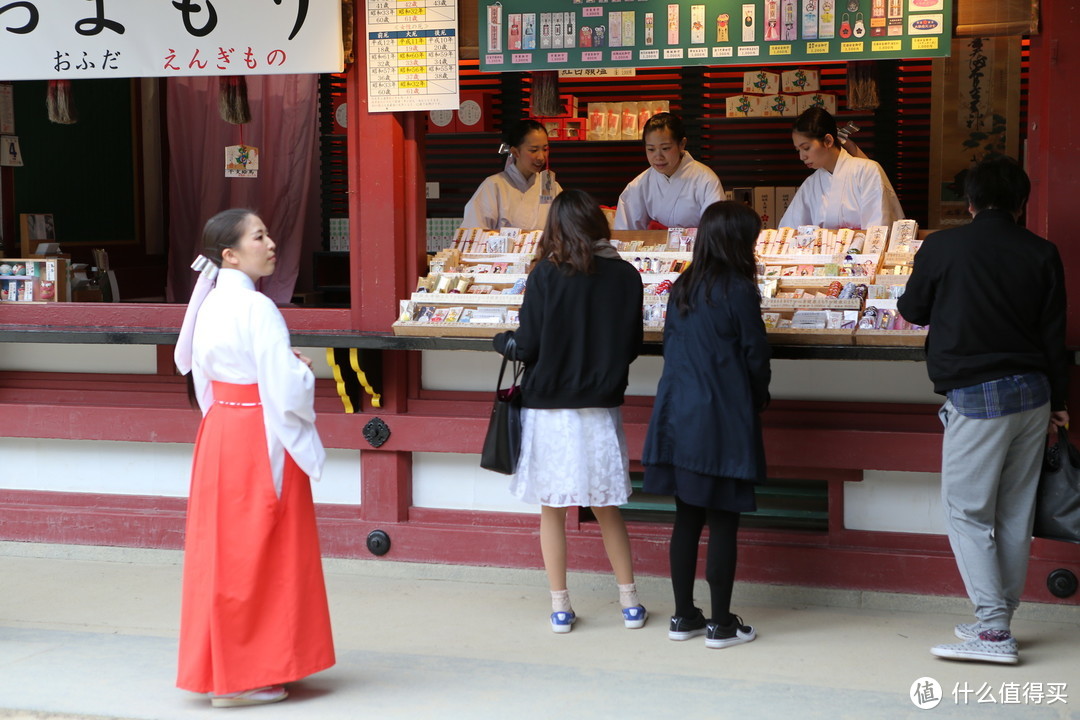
<box><xmin>496</xmin><ymin>336</ymin><xmax>524</xmax><ymax>392</ymax></box>
<box><xmin>1054</xmin><ymin>425</ymin><xmax>1080</xmax><ymax>467</ymax></box>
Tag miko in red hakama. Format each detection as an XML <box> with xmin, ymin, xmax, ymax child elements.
<box><xmin>177</xmin><ymin>382</ymin><xmax>335</xmax><ymax>695</ymax></box>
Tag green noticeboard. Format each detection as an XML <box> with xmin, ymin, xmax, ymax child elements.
<box><xmin>478</xmin><ymin>0</ymin><xmax>952</xmax><ymax>73</ymax></box>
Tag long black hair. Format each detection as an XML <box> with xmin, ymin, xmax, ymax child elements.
<box><xmin>670</xmin><ymin>201</ymin><xmax>760</xmax><ymax>315</ymax></box>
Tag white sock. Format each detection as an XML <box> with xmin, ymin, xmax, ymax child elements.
<box><xmin>551</xmin><ymin>589</ymin><xmax>573</xmax><ymax>614</ymax></box>
<box><xmin>618</xmin><ymin>582</ymin><xmax>640</xmax><ymax>609</ymax></box>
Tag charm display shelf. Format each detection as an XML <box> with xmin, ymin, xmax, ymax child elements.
<box><xmin>391</xmin><ymin>225</ymin><xmax>931</xmax><ymax>347</ymax></box>
<box><xmin>0</xmin><ymin>257</ymin><xmax>70</xmax><ymax>303</ymax></box>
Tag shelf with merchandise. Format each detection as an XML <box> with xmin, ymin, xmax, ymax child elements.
<box><xmin>0</xmin><ymin>257</ymin><xmax>69</xmax><ymax>304</ymax></box>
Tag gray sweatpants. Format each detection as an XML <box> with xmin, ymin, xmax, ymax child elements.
<box><xmin>938</xmin><ymin>399</ymin><xmax>1050</xmax><ymax>630</ymax></box>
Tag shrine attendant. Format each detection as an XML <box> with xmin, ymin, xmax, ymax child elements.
<box><xmin>614</xmin><ymin>112</ymin><xmax>725</xmax><ymax>230</ymax></box>
<box><xmin>174</xmin><ymin>209</ymin><xmax>335</xmax><ymax>708</ymax></box>
<box><xmin>461</xmin><ymin>119</ymin><xmax>563</xmax><ymax>231</ymax></box>
<box><xmin>778</xmin><ymin>107</ymin><xmax>904</xmax><ymax>230</ymax></box>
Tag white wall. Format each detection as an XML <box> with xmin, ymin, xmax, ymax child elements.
<box><xmin>844</xmin><ymin>470</ymin><xmax>945</xmax><ymax>535</ymax></box>
<box><xmin>0</xmin><ymin>344</ymin><xmax>159</xmax><ymax>374</ymax></box>
<box><xmin>412</xmin><ymin>451</ymin><xmax>536</xmax><ymax>514</ymax></box>
<box><xmin>0</xmin><ymin>438</ymin><xmax>361</xmax><ymax>505</ymax></box>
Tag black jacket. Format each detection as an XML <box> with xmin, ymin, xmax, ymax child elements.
<box><xmin>494</xmin><ymin>256</ymin><xmax>643</xmax><ymax>408</ymax></box>
<box><xmin>642</xmin><ymin>276</ymin><xmax>771</xmax><ymax>481</ymax></box>
<box><xmin>897</xmin><ymin>209</ymin><xmax>1069</xmax><ymax>410</ymax></box>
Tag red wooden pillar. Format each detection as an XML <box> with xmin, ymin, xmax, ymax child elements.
<box><xmin>1027</xmin><ymin>1</ymin><xmax>1080</xmax><ymax>351</ymax></box>
<box><xmin>346</xmin><ymin>11</ymin><xmax>428</xmax><ymax>524</ymax></box>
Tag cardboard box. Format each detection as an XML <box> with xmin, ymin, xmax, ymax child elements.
<box><xmin>760</xmin><ymin>94</ymin><xmax>798</xmax><ymax>117</ymax></box>
<box><xmin>781</xmin><ymin>69</ymin><xmax>820</xmax><ymax>93</ymax></box>
<box><xmin>743</xmin><ymin>70</ymin><xmax>779</xmax><ymax>95</ymax></box>
<box><xmin>796</xmin><ymin>93</ymin><xmax>837</xmax><ymax>115</ymax></box>
<box><xmin>726</xmin><ymin>94</ymin><xmax>762</xmax><ymax>118</ymax></box>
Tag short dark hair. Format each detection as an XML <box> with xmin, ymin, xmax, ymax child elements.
<box><xmin>642</xmin><ymin>112</ymin><xmax>686</xmax><ymax>143</ymax></box>
<box><xmin>537</xmin><ymin>189</ymin><xmax>609</xmax><ymax>275</ymax></box>
<box><xmin>964</xmin><ymin>155</ymin><xmax>1030</xmax><ymax>215</ymax></box>
<box><xmin>792</xmin><ymin>106</ymin><xmax>838</xmax><ymax>145</ymax></box>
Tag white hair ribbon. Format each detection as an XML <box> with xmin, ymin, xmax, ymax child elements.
<box><xmin>174</xmin><ymin>256</ymin><xmax>219</xmax><ymax>375</ymax></box>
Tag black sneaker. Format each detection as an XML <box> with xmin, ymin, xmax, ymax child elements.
<box><xmin>705</xmin><ymin>615</ymin><xmax>756</xmax><ymax>649</ymax></box>
<box><xmin>668</xmin><ymin>608</ymin><xmax>708</xmax><ymax>641</ymax></box>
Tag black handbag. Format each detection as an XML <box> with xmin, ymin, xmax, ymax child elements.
<box><xmin>1033</xmin><ymin>426</ymin><xmax>1080</xmax><ymax>544</ymax></box>
<box><xmin>480</xmin><ymin>338</ymin><xmax>524</xmax><ymax>475</ymax></box>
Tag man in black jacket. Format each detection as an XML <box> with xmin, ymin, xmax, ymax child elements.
<box><xmin>899</xmin><ymin>156</ymin><xmax>1069</xmax><ymax>665</ymax></box>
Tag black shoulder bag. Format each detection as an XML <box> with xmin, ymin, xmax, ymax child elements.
<box><xmin>1034</xmin><ymin>426</ymin><xmax>1080</xmax><ymax>544</ymax></box>
<box><xmin>480</xmin><ymin>337</ymin><xmax>524</xmax><ymax>475</ymax></box>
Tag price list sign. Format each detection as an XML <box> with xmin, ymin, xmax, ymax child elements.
<box><xmin>366</xmin><ymin>0</ymin><xmax>460</xmax><ymax>113</ymax></box>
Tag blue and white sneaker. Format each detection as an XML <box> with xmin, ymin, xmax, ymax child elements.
<box><xmin>550</xmin><ymin>611</ymin><xmax>576</xmax><ymax>633</ymax></box>
<box><xmin>622</xmin><ymin>605</ymin><xmax>648</xmax><ymax>629</ymax></box>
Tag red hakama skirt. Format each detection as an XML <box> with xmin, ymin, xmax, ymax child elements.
<box><xmin>177</xmin><ymin>382</ymin><xmax>335</xmax><ymax>694</ymax></box>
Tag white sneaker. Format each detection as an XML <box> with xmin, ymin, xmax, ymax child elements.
<box><xmin>931</xmin><ymin>630</ymin><xmax>1018</xmax><ymax>665</ymax></box>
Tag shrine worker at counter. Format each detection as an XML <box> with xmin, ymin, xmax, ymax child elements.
<box><xmin>614</xmin><ymin>113</ymin><xmax>725</xmax><ymax>230</ymax></box>
<box><xmin>460</xmin><ymin>119</ymin><xmax>563</xmax><ymax>231</ymax></box>
<box><xmin>778</xmin><ymin>107</ymin><xmax>904</xmax><ymax>230</ymax></box>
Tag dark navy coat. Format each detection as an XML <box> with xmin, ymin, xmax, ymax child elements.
<box><xmin>642</xmin><ymin>275</ymin><xmax>771</xmax><ymax>482</ymax></box>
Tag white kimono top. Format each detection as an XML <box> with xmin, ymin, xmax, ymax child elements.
<box><xmin>779</xmin><ymin>148</ymin><xmax>905</xmax><ymax>230</ymax></box>
<box><xmin>192</xmin><ymin>268</ymin><xmax>326</xmax><ymax>494</ymax></box>
<box><xmin>460</xmin><ymin>159</ymin><xmax>562</xmax><ymax>230</ymax></box>
<box><xmin>614</xmin><ymin>153</ymin><xmax>725</xmax><ymax>230</ymax></box>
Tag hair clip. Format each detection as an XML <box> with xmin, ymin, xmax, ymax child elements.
<box><xmin>497</xmin><ymin>142</ymin><xmax>511</xmax><ymax>155</ymax></box>
<box><xmin>190</xmin><ymin>254</ymin><xmax>219</xmax><ymax>282</ymax></box>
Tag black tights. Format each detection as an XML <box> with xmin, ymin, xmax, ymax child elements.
<box><xmin>670</xmin><ymin>496</ymin><xmax>741</xmax><ymax>624</ymax></box>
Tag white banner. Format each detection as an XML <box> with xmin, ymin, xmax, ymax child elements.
<box><xmin>0</xmin><ymin>1</ymin><xmax>344</xmax><ymax>81</ymax></box>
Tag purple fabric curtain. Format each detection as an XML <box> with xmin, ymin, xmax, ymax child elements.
<box><xmin>165</xmin><ymin>75</ymin><xmax>321</xmax><ymax>304</ymax></box>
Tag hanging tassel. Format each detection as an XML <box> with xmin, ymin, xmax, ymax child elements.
<box><xmin>218</xmin><ymin>76</ymin><xmax>251</xmax><ymax>125</ymax></box>
<box><xmin>531</xmin><ymin>71</ymin><xmax>561</xmax><ymax>117</ymax></box>
<box><xmin>846</xmin><ymin>61</ymin><xmax>879</xmax><ymax>111</ymax></box>
<box><xmin>46</xmin><ymin>80</ymin><xmax>77</xmax><ymax>124</ymax></box>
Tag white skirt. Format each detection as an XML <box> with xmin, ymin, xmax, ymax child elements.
<box><xmin>510</xmin><ymin>407</ymin><xmax>631</xmax><ymax>507</ymax></box>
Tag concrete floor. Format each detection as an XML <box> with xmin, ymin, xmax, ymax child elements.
<box><xmin>1</xmin><ymin>541</ymin><xmax>1078</xmax><ymax>720</ymax></box>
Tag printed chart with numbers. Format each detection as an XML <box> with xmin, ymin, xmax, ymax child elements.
<box><xmin>366</xmin><ymin>0</ymin><xmax>460</xmax><ymax>113</ymax></box>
